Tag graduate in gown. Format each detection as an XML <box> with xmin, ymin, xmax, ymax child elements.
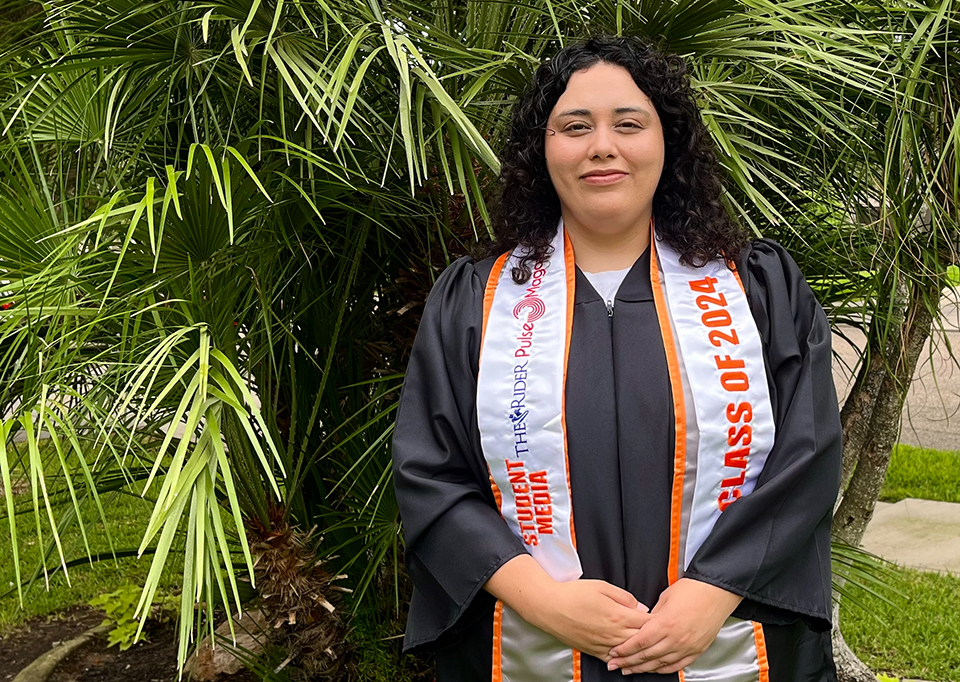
<box><xmin>392</xmin><ymin>37</ymin><xmax>842</xmax><ymax>682</ymax></box>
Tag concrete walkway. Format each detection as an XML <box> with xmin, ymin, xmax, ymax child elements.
<box><xmin>861</xmin><ymin>498</ymin><xmax>960</xmax><ymax>575</ymax></box>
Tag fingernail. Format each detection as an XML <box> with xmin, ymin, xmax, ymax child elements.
<box><xmin>621</xmin><ymin>669</ymin><xmax>629</xmax><ymax>676</ymax></box>
<box><xmin>607</xmin><ymin>662</ymin><xmax>616</xmax><ymax>671</ymax></box>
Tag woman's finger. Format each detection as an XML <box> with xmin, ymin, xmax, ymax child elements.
<box><xmin>656</xmin><ymin>655</ymin><xmax>698</xmax><ymax>674</ymax></box>
<box><xmin>615</xmin><ymin>606</ymin><xmax>654</xmax><ymax>633</ymax></box>
<box><xmin>621</xmin><ymin>653</ymin><xmax>696</xmax><ymax>676</ymax></box>
<box><xmin>598</xmin><ymin>581</ymin><xmax>642</xmax><ymax>609</ymax></box>
<box><xmin>609</xmin><ymin>637</ymin><xmax>675</xmax><ymax>671</ymax></box>
<box><xmin>608</xmin><ymin>620</ymin><xmax>664</xmax><ymax>659</ymax></box>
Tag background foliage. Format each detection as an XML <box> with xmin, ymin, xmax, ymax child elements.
<box><xmin>0</xmin><ymin>0</ymin><xmax>956</xmax><ymax>678</ymax></box>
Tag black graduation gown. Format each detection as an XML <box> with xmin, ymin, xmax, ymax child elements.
<box><xmin>392</xmin><ymin>240</ymin><xmax>842</xmax><ymax>682</ymax></box>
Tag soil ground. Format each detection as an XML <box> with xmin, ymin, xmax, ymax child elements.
<box><xmin>0</xmin><ymin>607</ymin><xmax>258</xmax><ymax>682</ymax></box>
<box><xmin>0</xmin><ymin>606</ymin><xmax>102</xmax><ymax>681</ymax></box>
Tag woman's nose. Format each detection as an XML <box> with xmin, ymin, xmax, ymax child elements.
<box><xmin>588</xmin><ymin>125</ymin><xmax>618</xmax><ymax>159</ymax></box>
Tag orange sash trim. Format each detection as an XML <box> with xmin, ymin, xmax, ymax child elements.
<box><xmin>482</xmin><ymin>252</ymin><xmax>511</xmax><ymax>513</ymax></box>
<box><xmin>563</xmin><ymin>234</ymin><xmax>582</xmax><ymax>681</ymax></box>
<box><xmin>561</xmin><ymin>232</ymin><xmax>578</xmax><ymax>551</ymax></box>
<box><xmin>649</xmin><ymin>234</ymin><xmax>688</xmax><ymax>585</ymax></box>
<box><xmin>492</xmin><ymin>601</ymin><xmax>504</xmax><ymax>682</ymax></box>
<box><xmin>752</xmin><ymin>622</ymin><xmax>770</xmax><ymax>682</ymax></box>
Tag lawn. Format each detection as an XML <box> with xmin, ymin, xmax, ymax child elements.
<box><xmin>842</xmin><ymin>566</ymin><xmax>960</xmax><ymax>682</ymax></box>
<box><xmin>880</xmin><ymin>444</ymin><xmax>960</xmax><ymax>504</ymax></box>
<box><xmin>842</xmin><ymin>443</ymin><xmax>960</xmax><ymax>682</ymax></box>
<box><xmin>0</xmin><ymin>488</ymin><xmax>177</xmax><ymax>632</ymax></box>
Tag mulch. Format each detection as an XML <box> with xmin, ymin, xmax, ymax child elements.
<box><xmin>0</xmin><ymin>606</ymin><xmax>103</xmax><ymax>680</ymax></box>
<box><xmin>0</xmin><ymin>606</ymin><xmax>257</xmax><ymax>682</ymax></box>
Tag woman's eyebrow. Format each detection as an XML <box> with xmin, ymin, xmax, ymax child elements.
<box><xmin>614</xmin><ymin>106</ymin><xmax>653</xmax><ymax>119</ymax></box>
<box><xmin>555</xmin><ymin>106</ymin><xmax>652</xmax><ymax>119</ymax></box>
<box><xmin>555</xmin><ymin>108</ymin><xmax>592</xmax><ymax>118</ymax></box>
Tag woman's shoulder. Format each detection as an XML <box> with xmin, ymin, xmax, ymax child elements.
<box><xmin>738</xmin><ymin>238</ymin><xmax>804</xmax><ymax>279</ymax></box>
<box><xmin>417</xmin><ymin>254</ymin><xmax>505</xmax><ymax>345</ymax></box>
<box><xmin>470</xmin><ymin>253</ymin><xmax>505</xmax><ymax>288</ymax></box>
<box><xmin>736</xmin><ymin>237</ymin><xmax>829</xmax><ymax>341</ymax></box>
<box><xmin>736</xmin><ymin>238</ymin><xmax>816</xmax><ymax>300</ymax></box>
<box><xmin>426</xmin><ymin>253</ymin><xmax>503</xmax><ymax>307</ymax></box>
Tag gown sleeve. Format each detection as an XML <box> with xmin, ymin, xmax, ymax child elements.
<box><xmin>682</xmin><ymin>239</ymin><xmax>842</xmax><ymax>632</ymax></box>
<box><xmin>392</xmin><ymin>256</ymin><xmax>528</xmax><ymax>652</ymax></box>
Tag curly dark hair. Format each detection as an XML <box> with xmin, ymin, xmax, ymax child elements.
<box><xmin>490</xmin><ymin>36</ymin><xmax>747</xmax><ymax>283</ymax></box>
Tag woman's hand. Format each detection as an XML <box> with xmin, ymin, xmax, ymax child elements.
<box><xmin>484</xmin><ymin>555</ymin><xmax>651</xmax><ymax>660</ymax></box>
<box><xmin>538</xmin><ymin>579</ymin><xmax>652</xmax><ymax>660</ymax></box>
<box><xmin>605</xmin><ymin>578</ymin><xmax>742</xmax><ymax>674</ymax></box>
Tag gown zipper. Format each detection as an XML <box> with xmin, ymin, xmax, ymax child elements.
<box><xmin>606</xmin><ymin>299</ymin><xmax>614</xmax><ymax>318</ymax></box>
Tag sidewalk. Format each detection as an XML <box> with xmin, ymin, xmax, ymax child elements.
<box><xmin>861</xmin><ymin>498</ymin><xmax>960</xmax><ymax>575</ymax></box>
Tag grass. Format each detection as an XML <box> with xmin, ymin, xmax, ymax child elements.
<box><xmin>880</xmin><ymin>444</ymin><xmax>960</xmax><ymax>504</ymax></box>
<box><xmin>842</xmin><ymin>566</ymin><xmax>960</xmax><ymax>682</ymax></box>
<box><xmin>843</xmin><ymin>443</ymin><xmax>960</xmax><ymax>681</ymax></box>
<box><xmin>0</xmin><ymin>488</ymin><xmax>178</xmax><ymax>632</ymax></box>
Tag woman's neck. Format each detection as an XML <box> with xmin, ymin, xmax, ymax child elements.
<box><xmin>564</xmin><ymin>216</ymin><xmax>651</xmax><ymax>273</ymax></box>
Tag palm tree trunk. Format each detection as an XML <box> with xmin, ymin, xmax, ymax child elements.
<box><xmin>831</xmin><ymin>277</ymin><xmax>935</xmax><ymax>680</ymax></box>
<box><xmin>831</xmin><ymin>601</ymin><xmax>877</xmax><ymax>682</ymax></box>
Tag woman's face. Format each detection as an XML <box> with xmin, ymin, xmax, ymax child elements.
<box><xmin>544</xmin><ymin>62</ymin><xmax>664</xmax><ymax>236</ymax></box>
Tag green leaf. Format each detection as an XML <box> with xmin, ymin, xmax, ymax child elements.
<box><xmin>947</xmin><ymin>265</ymin><xmax>959</xmax><ymax>286</ymax></box>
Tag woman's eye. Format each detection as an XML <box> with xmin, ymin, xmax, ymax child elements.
<box><xmin>616</xmin><ymin>121</ymin><xmax>642</xmax><ymax>130</ymax></box>
<box><xmin>562</xmin><ymin>123</ymin><xmax>591</xmax><ymax>133</ymax></box>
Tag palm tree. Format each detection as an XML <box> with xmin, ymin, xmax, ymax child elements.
<box><xmin>821</xmin><ymin>5</ymin><xmax>960</xmax><ymax>679</ymax></box>
<box><xmin>0</xmin><ymin>1</ymin><xmax>953</xmax><ymax>678</ymax></box>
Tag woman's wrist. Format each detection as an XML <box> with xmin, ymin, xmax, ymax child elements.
<box><xmin>483</xmin><ymin>554</ymin><xmax>563</xmax><ymax>632</ymax></box>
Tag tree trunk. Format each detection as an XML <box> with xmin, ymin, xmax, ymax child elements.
<box><xmin>831</xmin><ymin>602</ymin><xmax>876</xmax><ymax>682</ymax></box>
<box><xmin>834</xmin><ymin>285</ymin><xmax>934</xmax><ymax>546</ymax></box>
<box><xmin>831</xmin><ymin>279</ymin><xmax>936</xmax><ymax>680</ymax></box>
<box><xmin>835</xmin><ymin>286</ymin><xmax>907</xmax><ymax>505</ymax></box>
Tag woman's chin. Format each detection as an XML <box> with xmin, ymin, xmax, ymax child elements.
<box><xmin>573</xmin><ymin>204</ymin><xmax>649</xmax><ymax>230</ymax></box>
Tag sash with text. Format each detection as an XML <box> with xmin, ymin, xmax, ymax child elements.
<box><xmin>477</xmin><ymin>221</ymin><xmax>775</xmax><ymax>682</ymax></box>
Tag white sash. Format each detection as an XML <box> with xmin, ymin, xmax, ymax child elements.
<box><xmin>477</xmin><ymin>221</ymin><xmax>774</xmax><ymax>682</ymax></box>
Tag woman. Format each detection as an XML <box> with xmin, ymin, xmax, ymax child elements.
<box><xmin>392</xmin><ymin>36</ymin><xmax>842</xmax><ymax>682</ymax></box>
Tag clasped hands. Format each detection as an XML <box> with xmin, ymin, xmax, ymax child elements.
<box><xmin>485</xmin><ymin>556</ymin><xmax>741</xmax><ymax>676</ymax></box>
<box><xmin>554</xmin><ymin>577</ymin><xmax>742</xmax><ymax>675</ymax></box>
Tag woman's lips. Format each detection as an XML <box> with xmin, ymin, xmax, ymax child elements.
<box><xmin>581</xmin><ymin>172</ymin><xmax>628</xmax><ymax>185</ymax></box>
